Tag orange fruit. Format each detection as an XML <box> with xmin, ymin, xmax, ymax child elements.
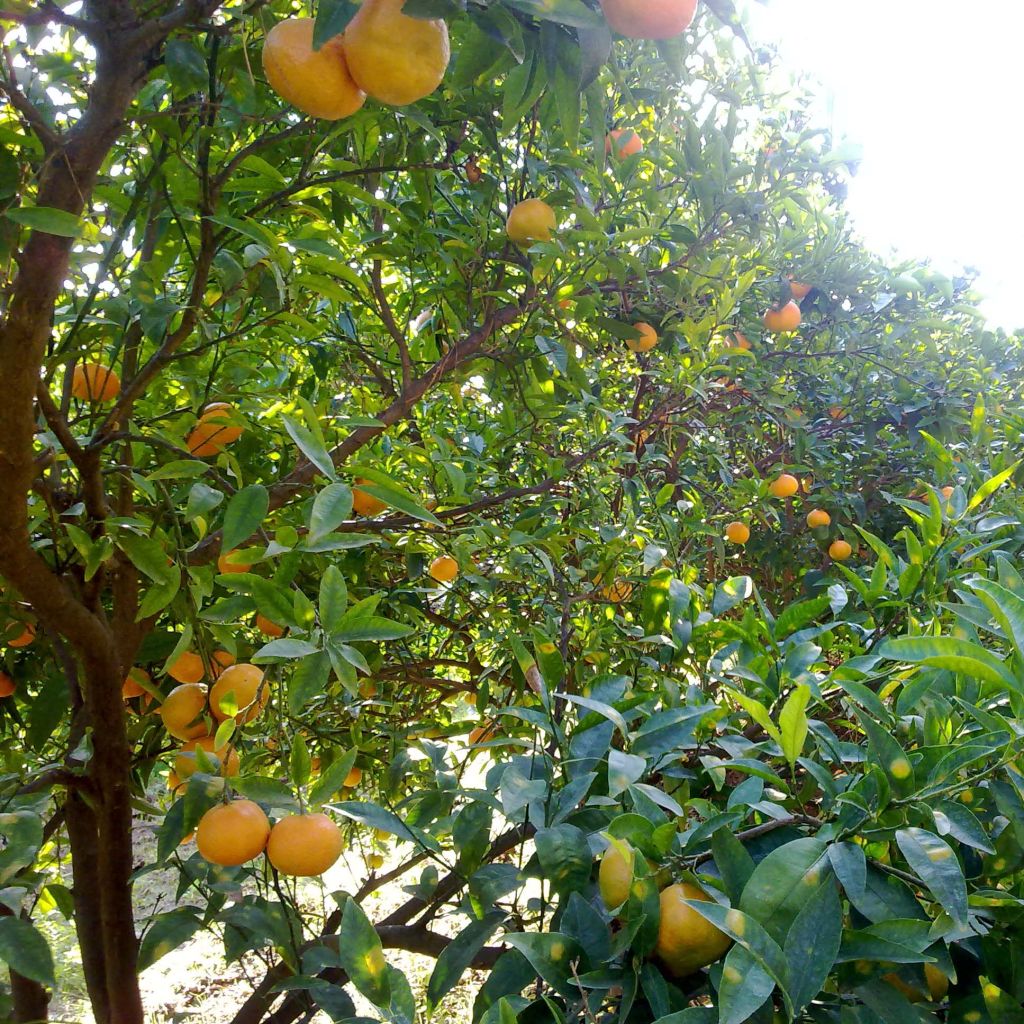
<box><xmin>725</xmin><ymin>331</ymin><xmax>751</xmax><ymax>352</ymax></box>
<box><xmin>940</xmin><ymin>485</ymin><xmax>955</xmax><ymax>500</ymax></box>
<box><xmin>168</xmin><ymin>650</ymin><xmax>205</xmax><ymax>685</ymax></box>
<box><xmin>343</xmin><ymin>0</ymin><xmax>450</xmax><ymax>106</ymax></box>
<box><xmin>352</xmin><ymin>480</ymin><xmax>387</xmax><ymax>517</ymax></box>
<box><xmin>367</xmin><ymin>852</ymin><xmax>385</xmax><ymax>869</ymax></box>
<box><xmin>768</xmin><ymin>474</ymin><xmax>799</xmax><ymax>499</ymax></box>
<box><xmin>806</xmin><ymin>509</ymin><xmax>831</xmax><ymax>529</ymax></box>
<box><xmin>600</xmin><ymin>0</ymin><xmax>698</xmax><ymax>39</ymax></box>
<box><xmin>655</xmin><ymin>882</ymin><xmax>732</xmax><ymax>977</ymax></box>
<box><xmin>7</xmin><ymin>622</ymin><xmax>36</xmax><ymax>648</ymax></box>
<box><xmin>602</xmin><ymin>579</ymin><xmax>633</xmax><ymax>603</ymax></box>
<box><xmin>829</xmin><ymin>539</ymin><xmax>853</xmax><ymax>561</ymax></box>
<box><xmin>187</xmin><ymin>420</ymin><xmax>228</xmax><ymax>458</ymax></box>
<box><xmin>626</xmin><ymin>323</ymin><xmax>658</xmax><ymax>354</ymax></box>
<box><xmin>762</xmin><ymin>301</ymin><xmax>802</xmax><ymax>333</ymax></box>
<box><xmin>344</xmin><ymin>765</ymin><xmax>362</xmax><ymax>788</ymax></box>
<box><xmin>71</xmin><ymin>362</ymin><xmax>120</xmax><ymax>402</ymax></box>
<box><xmin>196</xmin><ymin>800</ymin><xmax>271</xmax><ymax>867</ymax></box>
<box><xmin>210</xmin><ymin>650</ymin><xmax>235</xmax><ymax>679</ymax></box>
<box><xmin>725</xmin><ymin>521</ymin><xmax>750</xmax><ymax>545</ymax></box>
<box><xmin>828</xmin><ymin>405</ymin><xmax>845</xmax><ymax>420</ymax></box>
<box><xmin>217</xmin><ymin>551</ymin><xmax>252</xmax><ymax>575</ymax></box>
<box><xmin>255</xmin><ymin>614</ymin><xmax>285</xmax><ymax>638</ymax></box>
<box><xmin>789</xmin><ymin>280</ymin><xmax>812</xmax><ymax>300</ymax></box>
<box><xmin>174</xmin><ymin>735</ymin><xmax>240</xmax><ymax>779</ymax></box>
<box><xmin>598</xmin><ymin>843</ymin><xmax>635</xmax><ymax>909</ymax></box>
<box><xmin>506</xmin><ymin>198</ymin><xmax>556</xmax><ymax>246</ymax></box>
<box><xmin>359</xmin><ymin>679</ymin><xmax>378</xmax><ymax>699</ymax></box>
<box><xmin>209</xmin><ymin>663</ymin><xmax>268</xmax><ymax>723</ymax></box>
<box><xmin>262</xmin><ymin>17</ymin><xmax>366</xmax><ymax>120</ymax></box>
<box><xmin>606</xmin><ymin>128</ymin><xmax>643</xmax><ymax>158</ymax></box>
<box><xmin>468</xmin><ymin>722</ymin><xmax>500</xmax><ymax>745</ymax></box>
<box><xmin>429</xmin><ymin>555</ymin><xmax>458</xmax><ymax>583</ymax></box>
<box><xmin>0</xmin><ymin>672</ymin><xmax>14</xmax><ymax>698</ymax></box>
<box><xmin>266</xmin><ymin>813</ymin><xmax>344</xmax><ymax>876</ymax></box>
<box><xmin>166</xmin><ymin>770</ymin><xmax>185</xmax><ymax>795</ymax></box>
<box><xmin>197</xmin><ymin>402</ymin><xmax>244</xmax><ymax>445</ymax></box>
<box><xmin>160</xmin><ymin>683</ymin><xmax>210</xmax><ymax>741</ymax></box>
<box><xmin>122</xmin><ymin>667</ymin><xmax>151</xmax><ymax>699</ymax></box>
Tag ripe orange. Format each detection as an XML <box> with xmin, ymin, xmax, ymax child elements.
<box><xmin>606</xmin><ymin>128</ymin><xmax>643</xmax><ymax>158</ymax></box>
<box><xmin>352</xmin><ymin>480</ymin><xmax>387</xmax><ymax>517</ymax></box>
<box><xmin>122</xmin><ymin>667</ymin><xmax>151</xmax><ymax>699</ymax></box>
<box><xmin>725</xmin><ymin>521</ymin><xmax>750</xmax><ymax>545</ymax></box>
<box><xmin>71</xmin><ymin>362</ymin><xmax>120</xmax><ymax>402</ymax></box>
<box><xmin>762</xmin><ymin>301</ymin><xmax>802</xmax><ymax>333</ymax></box>
<box><xmin>187</xmin><ymin>420</ymin><xmax>228</xmax><ymax>458</ymax></box>
<box><xmin>598</xmin><ymin>843</ymin><xmax>635</xmax><ymax>909</ymax></box>
<box><xmin>343</xmin><ymin>0</ymin><xmax>450</xmax><ymax>106</ymax></box>
<box><xmin>806</xmin><ymin>509</ymin><xmax>831</xmax><ymax>529</ymax></box>
<box><xmin>344</xmin><ymin>765</ymin><xmax>362</xmax><ymax>788</ymax></box>
<box><xmin>602</xmin><ymin>579</ymin><xmax>633</xmax><ymax>603</ymax></box>
<box><xmin>768</xmin><ymin>473</ymin><xmax>799</xmax><ymax>499</ymax></box>
<box><xmin>0</xmin><ymin>672</ymin><xmax>14</xmax><ymax>698</ymax></box>
<box><xmin>468</xmin><ymin>722</ymin><xmax>500</xmax><ymax>745</ymax></box>
<box><xmin>626</xmin><ymin>323</ymin><xmax>658</xmax><ymax>354</ymax></box>
<box><xmin>255</xmin><ymin>613</ymin><xmax>285</xmax><ymax>638</ymax></box>
<box><xmin>506</xmin><ymin>198</ymin><xmax>556</xmax><ymax>246</ymax></box>
<box><xmin>160</xmin><ymin>683</ymin><xmax>210</xmax><ymax>741</ymax></box>
<box><xmin>789</xmin><ymin>280</ymin><xmax>812</xmax><ymax>300</ymax></box>
<box><xmin>197</xmin><ymin>402</ymin><xmax>244</xmax><ymax>445</ymax></box>
<box><xmin>600</xmin><ymin>0</ymin><xmax>698</xmax><ymax>39</ymax></box>
<box><xmin>829</xmin><ymin>539</ymin><xmax>853</xmax><ymax>561</ymax></box>
<box><xmin>196</xmin><ymin>800</ymin><xmax>271</xmax><ymax>867</ymax></box>
<box><xmin>217</xmin><ymin>551</ymin><xmax>252</xmax><ymax>575</ymax></box>
<box><xmin>725</xmin><ymin>331</ymin><xmax>751</xmax><ymax>352</ymax></box>
<box><xmin>7</xmin><ymin>622</ymin><xmax>36</xmax><ymax>648</ymax></box>
<box><xmin>429</xmin><ymin>555</ymin><xmax>459</xmax><ymax>583</ymax></box>
<box><xmin>209</xmin><ymin>663</ymin><xmax>268</xmax><ymax>723</ymax></box>
<box><xmin>262</xmin><ymin>17</ymin><xmax>366</xmax><ymax>120</ymax></box>
<box><xmin>266</xmin><ymin>813</ymin><xmax>344</xmax><ymax>876</ymax></box>
<box><xmin>655</xmin><ymin>882</ymin><xmax>732</xmax><ymax>978</ymax></box>
<box><xmin>168</xmin><ymin>650</ymin><xmax>205</xmax><ymax>685</ymax></box>
<box><xmin>358</xmin><ymin>679</ymin><xmax>378</xmax><ymax>699</ymax></box>
<box><xmin>210</xmin><ymin>650</ymin><xmax>234</xmax><ymax>679</ymax></box>
<box><xmin>174</xmin><ymin>735</ymin><xmax>240</xmax><ymax>779</ymax></box>
<box><xmin>166</xmin><ymin>770</ymin><xmax>185</xmax><ymax>795</ymax></box>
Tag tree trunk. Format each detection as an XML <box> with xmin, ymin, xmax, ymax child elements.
<box><xmin>9</xmin><ymin>967</ymin><xmax>49</xmax><ymax>1023</ymax></box>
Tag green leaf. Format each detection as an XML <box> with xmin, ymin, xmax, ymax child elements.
<box><xmin>309</xmin><ymin>482</ymin><xmax>353</xmax><ymax>542</ymax></box>
<box><xmin>894</xmin><ymin>828</ymin><xmax>968</xmax><ymax>929</ymax></box>
<box><xmin>0</xmin><ymin>917</ymin><xmax>56</xmax><ymax>986</ymax></box>
<box><xmin>138</xmin><ymin>909</ymin><xmax>202</xmax><ymax>971</ymax></box>
<box><xmin>778</xmin><ymin>684</ymin><xmax>811</xmax><ymax>766</ymax></box>
<box><xmin>718</xmin><ymin>946</ymin><xmax>775</xmax><ymax>1024</ymax></box>
<box><xmin>856</xmin><ymin>710</ymin><xmax>916</xmax><ymax>797</ymax></box>
<box><xmin>724</xmin><ymin>687</ymin><xmax>782</xmax><ymax>748</ymax></box>
<box><xmin>288</xmin><ymin>651</ymin><xmax>331</xmax><ymax>716</ymax></box>
<box><xmin>254</xmin><ymin>637</ymin><xmax>319</xmax><ymax>661</ymax></box>
<box><xmin>877</xmin><ymin>636</ymin><xmax>1019</xmax><ymax>693</ymax></box>
<box><xmin>221</xmin><ymin>484</ymin><xmax>269</xmax><ymax>553</ymax></box>
<box><xmin>330</xmin><ymin>800</ymin><xmax>440</xmax><ymax>851</ymax></box>
<box><xmin>319</xmin><ymin>565</ymin><xmax>348</xmax><ymax>633</ymax></box>
<box><xmin>534</xmin><ymin>824</ymin><xmax>591</xmax><ymax>893</ymax></box>
<box><xmin>710</xmin><ymin>826</ymin><xmax>755</xmax><ymax>903</ymax></box>
<box><xmin>739</xmin><ymin>837</ymin><xmax>829</xmax><ymax>945</ymax></box>
<box><xmin>502</xmin><ymin>933</ymin><xmax>582</xmax><ymax>999</ymax></box>
<box><xmin>5</xmin><ymin>205</ymin><xmax>81</xmax><ymax>237</ymax></box>
<box><xmin>967</xmin><ymin>462</ymin><xmax>1019</xmax><ymax>511</ymax></box>
<box><xmin>426</xmin><ymin>912</ymin><xmax>506</xmax><ymax>1010</ymax></box>
<box><xmin>712</xmin><ymin>576</ymin><xmax>753</xmax><ymax>616</ymax></box>
<box><xmin>965</xmin><ymin>578</ymin><xmax>1024</xmax><ymax>658</ymax></box>
<box><xmin>283</xmin><ymin>415</ymin><xmax>337</xmax><ymax>481</ymax></box>
<box><xmin>308</xmin><ymin>747</ymin><xmax>357</xmax><ymax>807</ymax></box>
<box><xmin>313</xmin><ymin>0</ymin><xmax>359</xmax><ymax>46</ymax></box>
<box><xmin>333</xmin><ymin>616</ymin><xmax>414</xmax><ymax>642</ymax></box>
<box><xmin>783</xmin><ymin>871</ymin><xmax>843</xmax><ymax>1014</ymax></box>
<box><xmin>338</xmin><ymin>897</ymin><xmax>391</xmax><ymax>1007</ymax></box>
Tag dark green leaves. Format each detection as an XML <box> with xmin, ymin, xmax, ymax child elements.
<box><xmin>534</xmin><ymin>824</ymin><xmax>591</xmax><ymax>893</ymax></box>
<box><xmin>221</xmin><ymin>484</ymin><xmax>269</xmax><ymax>553</ymax></box>
<box><xmin>138</xmin><ymin>909</ymin><xmax>202</xmax><ymax>971</ymax></box>
<box><xmin>894</xmin><ymin>828</ymin><xmax>968</xmax><ymax>928</ymax></box>
<box><xmin>0</xmin><ymin>917</ymin><xmax>55</xmax><ymax>986</ymax></box>
<box><xmin>426</xmin><ymin>912</ymin><xmax>505</xmax><ymax>1010</ymax></box>
<box><xmin>309</xmin><ymin>482</ymin><xmax>353</xmax><ymax>542</ymax></box>
<box><xmin>337</xmin><ymin>897</ymin><xmax>390</xmax><ymax>1007</ymax></box>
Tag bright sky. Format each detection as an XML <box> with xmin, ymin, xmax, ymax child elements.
<box><xmin>746</xmin><ymin>0</ymin><xmax>1024</xmax><ymax>331</ymax></box>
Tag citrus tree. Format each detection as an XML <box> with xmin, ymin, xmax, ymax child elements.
<box><xmin>2</xmin><ymin>1</ymin><xmax>1024</xmax><ymax>1023</ymax></box>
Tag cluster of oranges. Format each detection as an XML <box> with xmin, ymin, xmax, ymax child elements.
<box><xmin>726</xmin><ymin>472</ymin><xmax>852</xmax><ymax>562</ymax></box>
